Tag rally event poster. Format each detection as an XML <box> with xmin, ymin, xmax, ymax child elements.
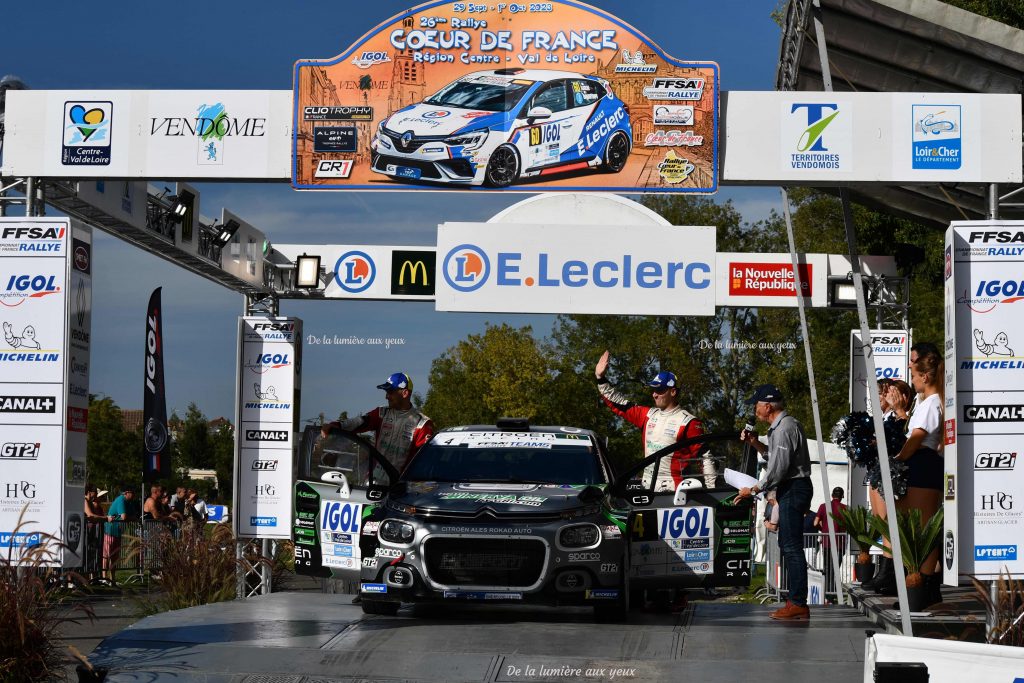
<box><xmin>292</xmin><ymin>0</ymin><xmax>718</xmax><ymax>193</ymax></box>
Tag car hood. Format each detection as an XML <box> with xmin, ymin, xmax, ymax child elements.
<box><xmin>393</xmin><ymin>482</ymin><xmax>595</xmax><ymax>515</ymax></box>
<box><xmin>385</xmin><ymin>105</ymin><xmax>507</xmax><ymax>137</ymax></box>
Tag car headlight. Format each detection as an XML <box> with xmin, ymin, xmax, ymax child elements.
<box><xmin>559</xmin><ymin>523</ymin><xmax>600</xmax><ymax>548</ymax></box>
<box><xmin>444</xmin><ymin>128</ymin><xmax>488</xmax><ymax>150</ymax></box>
<box><xmin>379</xmin><ymin>518</ymin><xmax>415</xmax><ymax>544</ymax></box>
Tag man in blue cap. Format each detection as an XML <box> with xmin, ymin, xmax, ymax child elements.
<box><xmin>595</xmin><ymin>350</ymin><xmax>704</xmax><ymax>492</ymax></box>
<box><xmin>733</xmin><ymin>383</ymin><xmax>812</xmax><ymax>621</ymax></box>
<box><xmin>322</xmin><ymin>372</ymin><xmax>434</xmax><ymax>473</ymax></box>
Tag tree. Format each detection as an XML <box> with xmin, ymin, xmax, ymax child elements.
<box><xmin>422</xmin><ymin>323</ymin><xmax>554</xmax><ymax>428</ymax></box>
<box><xmin>210</xmin><ymin>424</ymin><xmax>235</xmax><ymax>503</ymax></box>
<box><xmin>86</xmin><ymin>395</ymin><xmax>137</xmax><ymax>493</ymax></box>
<box><xmin>175</xmin><ymin>403</ymin><xmax>213</xmax><ymax>469</ymax></box>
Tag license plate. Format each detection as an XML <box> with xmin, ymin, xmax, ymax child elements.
<box><xmin>395</xmin><ymin>166</ymin><xmax>421</xmax><ymax>179</ymax></box>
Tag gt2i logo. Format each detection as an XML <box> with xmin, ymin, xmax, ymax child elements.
<box><xmin>599</xmin><ymin>563</ymin><xmax>618</xmax><ymax>573</ymax></box>
<box><xmin>975</xmin><ymin>453</ymin><xmax>1016</xmax><ymax>470</ymax></box>
<box><xmin>529</xmin><ymin>123</ymin><xmax>560</xmax><ymax>147</ymax></box>
<box><xmin>1</xmin><ymin>442</ymin><xmax>40</xmax><ymax>459</ymax></box>
<box><xmin>362</xmin><ymin>557</ymin><xmax>378</xmax><ymax>568</ymax></box>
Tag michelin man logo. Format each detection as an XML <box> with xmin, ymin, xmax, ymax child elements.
<box><xmin>973</xmin><ymin>329</ymin><xmax>1013</xmax><ymax>357</ymax></box>
<box><xmin>254</xmin><ymin>384</ymin><xmax>279</xmax><ymax>401</ymax></box>
<box><xmin>3</xmin><ymin>322</ymin><xmax>41</xmax><ymax>350</ymax></box>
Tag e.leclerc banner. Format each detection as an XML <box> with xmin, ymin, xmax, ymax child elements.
<box><xmin>293</xmin><ymin>0</ymin><xmax>718</xmax><ymax>193</ymax></box>
<box><xmin>142</xmin><ymin>287</ymin><xmax>170</xmax><ymax>482</ymax></box>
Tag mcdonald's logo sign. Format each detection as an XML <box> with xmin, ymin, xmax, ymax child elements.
<box><xmin>390</xmin><ymin>249</ymin><xmax>435</xmax><ymax>297</ymax></box>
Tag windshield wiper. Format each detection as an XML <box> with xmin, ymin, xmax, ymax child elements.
<box><xmin>462</xmin><ymin>478</ymin><xmax>555</xmax><ymax>485</ymax></box>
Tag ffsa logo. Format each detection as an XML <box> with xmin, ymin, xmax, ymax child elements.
<box><xmin>334</xmin><ymin>250</ymin><xmax>375</xmax><ymax>293</ymax></box>
<box><xmin>442</xmin><ymin>244</ymin><xmax>490</xmax><ymax>293</ymax></box>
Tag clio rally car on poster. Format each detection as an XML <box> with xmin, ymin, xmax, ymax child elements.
<box><xmin>370</xmin><ymin>68</ymin><xmax>632</xmax><ymax>187</ymax></box>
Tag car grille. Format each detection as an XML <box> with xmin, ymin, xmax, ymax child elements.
<box><xmin>372</xmin><ymin>154</ymin><xmax>442</xmax><ymax>180</ymax></box>
<box><xmin>424</xmin><ymin>537</ymin><xmax>546</xmax><ymax>587</ymax></box>
<box><xmin>381</xmin><ymin>128</ymin><xmax>445</xmax><ymax>153</ymax></box>
<box><xmin>436</xmin><ymin>158</ymin><xmax>475</xmax><ymax>178</ymax></box>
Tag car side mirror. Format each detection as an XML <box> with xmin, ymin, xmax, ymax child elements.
<box><xmin>578</xmin><ymin>485</ymin><xmax>604</xmax><ymax>504</ymax></box>
<box><xmin>321</xmin><ymin>471</ymin><xmax>351</xmax><ymax>498</ymax></box>
<box><xmin>526</xmin><ymin>106</ymin><xmax>552</xmax><ymax>122</ymax></box>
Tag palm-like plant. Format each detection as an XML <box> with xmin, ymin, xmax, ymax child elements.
<box><xmin>868</xmin><ymin>508</ymin><xmax>944</xmax><ymax>588</ymax></box>
<box><xmin>831</xmin><ymin>505</ymin><xmax>874</xmax><ymax>564</ymax></box>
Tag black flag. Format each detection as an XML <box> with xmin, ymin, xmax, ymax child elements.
<box><xmin>143</xmin><ymin>287</ymin><xmax>170</xmax><ymax>482</ymax></box>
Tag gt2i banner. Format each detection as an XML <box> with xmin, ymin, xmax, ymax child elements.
<box><xmin>235</xmin><ymin>317</ymin><xmax>301</xmax><ymax>539</ymax></box>
<box><xmin>946</xmin><ymin>221</ymin><xmax>1024</xmax><ymax>580</ymax></box>
<box><xmin>0</xmin><ymin>218</ymin><xmax>90</xmax><ymax>567</ymax></box>
<box><xmin>292</xmin><ymin>0</ymin><xmax>718</xmax><ymax>192</ymax></box>
<box><xmin>435</xmin><ymin>222</ymin><xmax>715</xmax><ymax>315</ymax></box>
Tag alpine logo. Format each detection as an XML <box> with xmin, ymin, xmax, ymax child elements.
<box><xmin>245</xmin><ymin>429</ymin><xmax>289</xmax><ymax>442</ymax></box>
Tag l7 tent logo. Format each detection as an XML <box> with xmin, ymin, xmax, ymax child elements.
<box><xmin>912</xmin><ymin>104</ymin><xmax>961</xmax><ymax>170</ymax></box>
<box><xmin>782</xmin><ymin>101</ymin><xmax>852</xmax><ymax>172</ymax></box>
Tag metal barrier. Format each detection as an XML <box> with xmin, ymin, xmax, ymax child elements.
<box><xmin>763</xmin><ymin>532</ymin><xmax>853</xmax><ymax>603</ymax></box>
<box><xmin>81</xmin><ymin>519</ymin><xmax>183</xmax><ymax>585</ymax></box>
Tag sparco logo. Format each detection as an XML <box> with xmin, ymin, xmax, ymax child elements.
<box><xmin>969</xmin><ymin>231</ymin><xmax>1024</xmax><ymax>244</ymax></box>
<box><xmin>251</xmin><ymin>459</ymin><xmax>279</xmax><ymax>471</ymax></box>
<box><xmin>0</xmin><ymin>395</ymin><xmax>55</xmax><ymax>413</ymax></box>
<box><xmin>245</xmin><ymin>429</ymin><xmax>288</xmax><ymax>442</ymax></box>
<box><xmin>975</xmin><ymin>453</ymin><xmax>1016</xmax><ymax>470</ymax></box>
<box><xmin>980</xmin><ymin>492</ymin><xmax>1013</xmax><ymax>510</ymax></box>
<box><xmin>945</xmin><ymin>530</ymin><xmax>955</xmax><ymax>571</ymax></box>
<box><xmin>1</xmin><ymin>442</ymin><xmax>40</xmax><ymax>459</ymax></box>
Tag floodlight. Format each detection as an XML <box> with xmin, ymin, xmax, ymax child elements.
<box><xmin>295</xmin><ymin>254</ymin><xmax>322</xmax><ymax>289</ymax></box>
<box><xmin>214</xmin><ymin>219</ymin><xmax>240</xmax><ymax>247</ymax></box>
<box><xmin>169</xmin><ymin>189</ymin><xmax>195</xmax><ymax>222</ymax></box>
<box><xmin>828</xmin><ymin>275</ymin><xmax>865</xmax><ymax>308</ymax></box>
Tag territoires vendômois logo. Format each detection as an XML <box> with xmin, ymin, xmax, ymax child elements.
<box><xmin>442</xmin><ymin>244</ymin><xmax>490</xmax><ymax>292</ymax></box>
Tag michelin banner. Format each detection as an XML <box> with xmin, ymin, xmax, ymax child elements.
<box><xmin>292</xmin><ymin>0</ymin><xmax>718</xmax><ymax>192</ymax></box>
<box><xmin>234</xmin><ymin>317</ymin><xmax>301</xmax><ymax>539</ymax></box>
<box><xmin>946</xmin><ymin>220</ymin><xmax>1024</xmax><ymax>580</ymax></box>
<box><xmin>0</xmin><ymin>218</ymin><xmax>90</xmax><ymax>567</ymax></box>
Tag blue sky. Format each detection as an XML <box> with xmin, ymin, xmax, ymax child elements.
<box><xmin>2</xmin><ymin>0</ymin><xmax>781</xmax><ymax>423</ymax></box>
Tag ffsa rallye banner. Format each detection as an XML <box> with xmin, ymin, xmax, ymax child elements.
<box><xmin>292</xmin><ymin>0</ymin><xmax>718</xmax><ymax>193</ymax></box>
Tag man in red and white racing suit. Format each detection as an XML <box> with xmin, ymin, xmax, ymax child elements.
<box><xmin>595</xmin><ymin>351</ymin><xmax>704</xmax><ymax>492</ymax></box>
<box><xmin>323</xmin><ymin>372</ymin><xmax>434</xmax><ymax>474</ymax></box>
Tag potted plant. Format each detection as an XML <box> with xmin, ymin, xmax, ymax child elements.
<box><xmin>868</xmin><ymin>508</ymin><xmax>944</xmax><ymax>611</ymax></box>
<box><xmin>832</xmin><ymin>505</ymin><xmax>875</xmax><ymax>583</ymax></box>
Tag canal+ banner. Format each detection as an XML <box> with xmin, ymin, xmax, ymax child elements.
<box><xmin>435</xmin><ymin>222</ymin><xmax>715</xmax><ymax>315</ymax></box>
<box><xmin>292</xmin><ymin>0</ymin><xmax>718</xmax><ymax>193</ymax></box>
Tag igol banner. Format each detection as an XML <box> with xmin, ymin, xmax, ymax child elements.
<box><xmin>143</xmin><ymin>287</ymin><xmax>171</xmax><ymax>482</ymax></box>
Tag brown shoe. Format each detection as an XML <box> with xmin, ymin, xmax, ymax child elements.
<box><xmin>769</xmin><ymin>600</ymin><xmax>810</xmax><ymax>620</ymax></box>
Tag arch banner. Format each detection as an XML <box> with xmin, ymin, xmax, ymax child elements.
<box><xmin>292</xmin><ymin>0</ymin><xmax>718</xmax><ymax>193</ymax></box>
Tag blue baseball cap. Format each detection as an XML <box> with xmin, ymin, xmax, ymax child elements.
<box><xmin>745</xmin><ymin>383</ymin><xmax>784</xmax><ymax>405</ymax></box>
<box><xmin>648</xmin><ymin>371</ymin><xmax>677</xmax><ymax>389</ymax></box>
<box><xmin>377</xmin><ymin>372</ymin><xmax>412</xmax><ymax>392</ymax></box>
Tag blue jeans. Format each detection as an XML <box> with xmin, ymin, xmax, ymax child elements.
<box><xmin>777</xmin><ymin>477</ymin><xmax>813</xmax><ymax>607</ymax></box>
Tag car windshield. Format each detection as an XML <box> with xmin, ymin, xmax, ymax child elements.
<box><xmin>423</xmin><ymin>79</ymin><xmax>532</xmax><ymax>112</ymax></box>
<box><xmin>403</xmin><ymin>444</ymin><xmax>605</xmax><ymax>485</ymax></box>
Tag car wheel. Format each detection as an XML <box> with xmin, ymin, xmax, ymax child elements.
<box><xmin>602</xmin><ymin>131</ymin><xmax>630</xmax><ymax>173</ymax></box>
<box><xmin>484</xmin><ymin>144</ymin><xmax>520</xmax><ymax>188</ymax></box>
<box><xmin>361</xmin><ymin>599</ymin><xmax>400</xmax><ymax>616</ymax></box>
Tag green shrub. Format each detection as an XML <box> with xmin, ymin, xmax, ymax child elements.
<box><xmin>144</xmin><ymin>522</ymin><xmax>242</xmax><ymax>612</ymax></box>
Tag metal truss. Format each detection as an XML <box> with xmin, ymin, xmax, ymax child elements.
<box><xmin>236</xmin><ymin>538</ymin><xmax>275</xmax><ymax>598</ymax></box>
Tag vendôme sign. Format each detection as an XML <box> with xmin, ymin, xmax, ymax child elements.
<box><xmin>292</xmin><ymin>0</ymin><xmax>718</xmax><ymax>192</ymax></box>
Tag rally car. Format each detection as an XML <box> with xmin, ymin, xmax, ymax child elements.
<box><xmin>370</xmin><ymin>68</ymin><xmax>632</xmax><ymax>187</ymax></box>
<box><xmin>294</xmin><ymin>420</ymin><xmax>755</xmax><ymax>620</ymax></box>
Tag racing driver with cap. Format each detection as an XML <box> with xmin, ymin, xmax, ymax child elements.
<box><xmin>595</xmin><ymin>350</ymin><xmax>704</xmax><ymax>492</ymax></box>
<box><xmin>322</xmin><ymin>372</ymin><xmax>434</xmax><ymax>474</ymax></box>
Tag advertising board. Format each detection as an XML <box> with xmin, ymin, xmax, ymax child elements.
<box><xmin>723</xmin><ymin>91</ymin><xmax>1022</xmax><ymax>184</ymax></box>
<box><xmin>0</xmin><ymin>218</ymin><xmax>88</xmax><ymax>567</ymax></box>
<box><xmin>848</xmin><ymin>330</ymin><xmax>909</xmax><ymax>413</ymax></box>
<box><xmin>292</xmin><ymin>0</ymin><xmax>718</xmax><ymax>193</ymax></box>
<box><xmin>947</xmin><ymin>221</ymin><xmax>1024</xmax><ymax>580</ymax></box>
<box><xmin>273</xmin><ymin>244</ymin><xmax>439</xmax><ymax>301</ymax></box>
<box><xmin>435</xmin><ymin>222</ymin><xmax>716</xmax><ymax>315</ymax></box>
<box><xmin>234</xmin><ymin>317</ymin><xmax>301</xmax><ymax>539</ymax></box>
<box><xmin>715</xmin><ymin>252</ymin><xmax>826</xmax><ymax>309</ymax></box>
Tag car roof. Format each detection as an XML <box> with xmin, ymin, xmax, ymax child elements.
<box><xmin>463</xmin><ymin>69</ymin><xmax>596</xmax><ymax>82</ymax></box>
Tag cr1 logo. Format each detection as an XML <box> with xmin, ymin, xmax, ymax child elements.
<box><xmin>334</xmin><ymin>251</ymin><xmax>376</xmax><ymax>293</ymax></box>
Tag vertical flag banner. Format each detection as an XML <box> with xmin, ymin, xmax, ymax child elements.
<box><xmin>292</xmin><ymin>0</ymin><xmax>718</xmax><ymax>193</ymax></box>
<box><xmin>142</xmin><ymin>287</ymin><xmax>170</xmax><ymax>482</ymax></box>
